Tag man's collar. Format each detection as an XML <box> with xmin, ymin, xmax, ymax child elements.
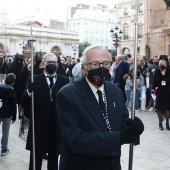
<box><xmin>85</xmin><ymin>76</ymin><xmax>104</xmax><ymax>94</ymax></box>
<box><xmin>44</xmin><ymin>71</ymin><xmax>56</xmax><ymax>77</ymax></box>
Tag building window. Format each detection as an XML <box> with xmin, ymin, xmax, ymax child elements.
<box><xmin>123</xmin><ymin>27</ymin><xmax>129</xmax><ymax>39</ymax></box>
<box><xmin>95</xmin><ymin>38</ymin><xmax>99</xmax><ymax>41</ymax></box>
<box><xmin>124</xmin><ymin>8</ymin><xmax>128</xmax><ymax>15</ymax></box>
<box><xmin>139</xmin><ymin>5</ymin><xmax>143</xmax><ymax>13</ymax></box>
<box><xmin>138</xmin><ymin>27</ymin><xmax>143</xmax><ymax>38</ymax></box>
<box><xmin>100</xmin><ymin>38</ymin><xmax>103</xmax><ymax>42</ymax></box>
<box><xmin>95</xmin><ymin>30</ymin><xmax>99</xmax><ymax>34</ymax></box>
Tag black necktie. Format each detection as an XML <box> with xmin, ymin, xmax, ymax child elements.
<box><xmin>48</xmin><ymin>76</ymin><xmax>54</xmax><ymax>88</ymax></box>
<box><xmin>97</xmin><ymin>90</ymin><xmax>105</xmax><ymax>113</ymax></box>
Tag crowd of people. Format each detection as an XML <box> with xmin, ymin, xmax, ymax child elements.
<box><xmin>0</xmin><ymin>45</ymin><xmax>169</xmax><ymax>170</ymax></box>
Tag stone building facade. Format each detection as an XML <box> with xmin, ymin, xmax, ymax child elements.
<box><xmin>0</xmin><ymin>13</ymin><xmax>79</xmax><ymax>58</ymax></box>
<box><xmin>116</xmin><ymin>0</ymin><xmax>170</xmax><ymax>58</ymax></box>
<box><xmin>115</xmin><ymin>0</ymin><xmax>144</xmax><ymax>56</ymax></box>
<box><xmin>143</xmin><ymin>0</ymin><xmax>170</xmax><ymax>57</ymax></box>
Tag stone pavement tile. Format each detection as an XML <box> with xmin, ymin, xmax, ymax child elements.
<box><xmin>157</xmin><ymin>157</ymin><xmax>170</xmax><ymax>169</ymax></box>
<box><xmin>1</xmin><ymin>110</ymin><xmax>170</xmax><ymax>169</ymax></box>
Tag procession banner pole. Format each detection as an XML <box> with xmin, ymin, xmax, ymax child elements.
<box><xmin>29</xmin><ymin>27</ymin><xmax>36</xmax><ymax>170</ymax></box>
<box><xmin>128</xmin><ymin>0</ymin><xmax>143</xmax><ymax>169</ymax></box>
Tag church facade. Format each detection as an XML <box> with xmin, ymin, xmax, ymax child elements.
<box><xmin>0</xmin><ymin>13</ymin><xmax>79</xmax><ymax>58</ymax></box>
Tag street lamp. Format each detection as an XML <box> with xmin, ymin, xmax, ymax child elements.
<box><xmin>19</xmin><ymin>42</ymin><xmax>29</xmax><ymax>54</ymax></box>
<box><xmin>110</xmin><ymin>26</ymin><xmax>123</xmax><ymax>55</ymax></box>
<box><xmin>72</xmin><ymin>45</ymin><xmax>78</xmax><ymax>58</ymax></box>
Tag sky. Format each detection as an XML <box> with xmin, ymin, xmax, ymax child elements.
<box><xmin>1</xmin><ymin>0</ymin><xmax>116</xmax><ymax>23</ymax></box>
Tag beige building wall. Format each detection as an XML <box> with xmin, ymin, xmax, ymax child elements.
<box><xmin>116</xmin><ymin>0</ymin><xmax>144</xmax><ymax>57</ymax></box>
<box><xmin>143</xmin><ymin>0</ymin><xmax>170</xmax><ymax>58</ymax></box>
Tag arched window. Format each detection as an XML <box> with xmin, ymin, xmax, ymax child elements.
<box><xmin>51</xmin><ymin>46</ymin><xmax>60</xmax><ymax>53</ymax></box>
<box><xmin>123</xmin><ymin>47</ymin><xmax>130</xmax><ymax>55</ymax></box>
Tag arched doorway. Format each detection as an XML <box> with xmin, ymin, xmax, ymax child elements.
<box><xmin>122</xmin><ymin>47</ymin><xmax>130</xmax><ymax>55</ymax></box>
<box><xmin>51</xmin><ymin>46</ymin><xmax>61</xmax><ymax>56</ymax></box>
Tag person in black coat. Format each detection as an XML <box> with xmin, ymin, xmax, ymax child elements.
<box><xmin>22</xmin><ymin>53</ymin><xmax>69</xmax><ymax>170</ymax></box>
<box><xmin>0</xmin><ymin>56</ymin><xmax>8</xmax><ymax>83</ymax></box>
<box><xmin>113</xmin><ymin>55</ymin><xmax>129</xmax><ymax>102</ymax></box>
<box><xmin>56</xmin><ymin>45</ymin><xmax>144</xmax><ymax>170</ymax></box>
<box><xmin>9</xmin><ymin>55</ymin><xmax>29</xmax><ymax>119</ymax></box>
<box><xmin>152</xmin><ymin>57</ymin><xmax>170</xmax><ymax>131</ymax></box>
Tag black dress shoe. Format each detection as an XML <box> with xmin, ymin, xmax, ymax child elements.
<box><xmin>43</xmin><ymin>153</ymin><xmax>48</xmax><ymax>160</ymax></box>
<box><xmin>166</xmin><ymin>123</ymin><xmax>170</xmax><ymax>130</ymax></box>
<box><xmin>159</xmin><ymin>123</ymin><xmax>163</xmax><ymax>131</ymax></box>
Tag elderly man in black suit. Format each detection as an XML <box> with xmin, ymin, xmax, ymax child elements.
<box><xmin>56</xmin><ymin>45</ymin><xmax>144</xmax><ymax>170</ymax></box>
<box><xmin>113</xmin><ymin>55</ymin><xmax>130</xmax><ymax>102</ymax></box>
<box><xmin>22</xmin><ymin>53</ymin><xmax>69</xmax><ymax>170</ymax></box>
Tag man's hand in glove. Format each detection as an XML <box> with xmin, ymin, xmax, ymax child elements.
<box><xmin>120</xmin><ymin>116</ymin><xmax>144</xmax><ymax>145</ymax></box>
<box><xmin>27</xmin><ymin>82</ymin><xmax>37</xmax><ymax>93</ymax></box>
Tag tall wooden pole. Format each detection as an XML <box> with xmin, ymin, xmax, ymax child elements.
<box><xmin>128</xmin><ymin>1</ymin><xmax>143</xmax><ymax>170</ymax></box>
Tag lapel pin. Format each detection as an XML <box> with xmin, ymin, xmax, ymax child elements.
<box><xmin>113</xmin><ymin>102</ymin><xmax>116</xmax><ymax>107</ymax></box>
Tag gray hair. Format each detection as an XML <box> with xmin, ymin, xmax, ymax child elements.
<box><xmin>117</xmin><ymin>55</ymin><xmax>123</xmax><ymax>60</ymax></box>
<box><xmin>123</xmin><ymin>55</ymin><xmax>128</xmax><ymax>61</ymax></box>
<box><xmin>80</xmin><ymin>44</ymin><xmax>112</xmax><ymax>66</ymax></box>
<box><xmin>42</xmin><ymin>53</ymin><xmax>57</xmax><ymax>63</ymax></box>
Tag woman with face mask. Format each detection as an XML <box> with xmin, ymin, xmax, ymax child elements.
<box><xmin>152</xmin><ymin>58</ymin><xmax>170</xmax><ymax>131</ymax></box>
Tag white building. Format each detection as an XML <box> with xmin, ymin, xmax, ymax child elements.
<box><xmin>67</xmin><ymin>4</ymin><xmax>116</xmax><ymax>50</ymax></box>
<box><xmin>0</xmin><ymin>12</ymin><xmax>79</xmax><ymax>58</ymax></box>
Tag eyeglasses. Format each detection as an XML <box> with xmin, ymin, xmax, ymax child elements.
<box><xmin>85</xmin><ymin>61</ymin><xmax>111</xmax><ymax>69</ymax></box>
<box><xmin>45</xmin><ymin>60</ymin><xmax>57</xmax><ymax>65</ymax></box>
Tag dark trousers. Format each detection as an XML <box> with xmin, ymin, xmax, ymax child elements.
<box><xmin>29</xmin><ymin>123</ymin><xmax>58</xmax><ymax>170</ymax></box>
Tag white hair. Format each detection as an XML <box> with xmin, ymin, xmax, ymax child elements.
<box><xmin>117</xmin><ymin>55</ymin><xmax>123</xmax><ymax>60</ymax></box>
<box><xmin>80</xmin><ymin>44</ymin><xmax>112</xmax><ymax>66</ymax></box>
<box><xmin>42</xmin><ymin>53</ymin><xmax>57</xmax><ymax>63</ymax></box>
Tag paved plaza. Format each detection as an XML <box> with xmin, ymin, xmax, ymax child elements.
<box><xmin>0</xmin><ymin>110</ymin><xmax>170</xmax><ymax>170</ymax></box>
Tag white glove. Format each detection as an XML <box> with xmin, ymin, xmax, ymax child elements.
<box><xmin>151</xmin><ymin>94</ymin><xmax>156</xmax><ymax>101</ymax></box>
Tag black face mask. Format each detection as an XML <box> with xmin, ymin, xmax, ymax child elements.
<box><xmin>87</xmin><ymin>67</ymin><xmax>109</xmax><ymax>86</ymax></box>
<box><xmin>159</xmin><ymin>65</ymin><xmax>166</xmax><ymax>70</ymax></box>
<box><xmin>46</xmin><ymin>64</ymin><xmax>57</xmax><ymax>74</ymax></box>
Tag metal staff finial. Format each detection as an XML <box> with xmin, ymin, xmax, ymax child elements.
<box><xmin>128</xmin><ymin>1</ymin><xmax>143</xmax><ymax>170</ymax></box>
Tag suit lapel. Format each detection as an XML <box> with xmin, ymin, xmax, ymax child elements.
<box><xmin>52</xmin><ymin>74</ymin><xmax>62</xmax><ymax>99</ymax></box>
<box><xmin>80</xmin><ymin>77</ymin><xmax>107</xmax><ymax>131</ymax></box>
<box><xmin>40</xmin><ymin>73</ymin><xmax>51</xmax><ymax>98</ymax></box>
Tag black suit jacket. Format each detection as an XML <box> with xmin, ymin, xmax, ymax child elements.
<box><xmin>56</xmin><ymin>76</ymin><xmax>129</xmax><ymax>170</ymax></box>
<box><xmin>113</xmin><ymin>61</ymin><xmax>129</xmax><ymax>86</ymax></box>
<box><xmin>22</xmin><ymin>73</ymin><xmax>69</xmax><ymax>153</ymax></box>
